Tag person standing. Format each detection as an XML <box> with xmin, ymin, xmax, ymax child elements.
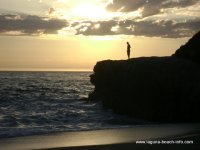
<box><xmin>127</xmin><ymin>42</ymin><xmax>131</xmax><ymax>59</ymax></box>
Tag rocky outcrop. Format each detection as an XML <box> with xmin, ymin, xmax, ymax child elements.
<box><xmin>173</xmin><ymin>31</ymin><xmax>200</xmax><ymax>63</ymax></box>
<box><xmin>89</xmin><ymin>57</ymin><xmax>200</xmax><ymax>122</ymax></box>
<box><xmin>89</xmin><ymin>31</ymin><xmax>200</xmax><ymax>122</ymax></box>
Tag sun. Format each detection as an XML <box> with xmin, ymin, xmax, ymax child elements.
<box><xmin>72</xmin><ymin>3</ymin><xmax>111</xmax><ymax>20</ymax></box>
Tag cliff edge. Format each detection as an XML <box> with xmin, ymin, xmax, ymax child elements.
<box><xmin>89</xmin><ymin>31</ymin><xmax>200</xmax><ymax>122</ymax></box>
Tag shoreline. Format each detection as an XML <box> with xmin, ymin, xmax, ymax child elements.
<box><xmin>0</xmin><ymin>123</ymin><xmax>199</xmax><ymax>150</ymax></box>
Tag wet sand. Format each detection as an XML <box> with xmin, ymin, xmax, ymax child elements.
<box><xmin>0</xmin><ymin>124</ymin><xmax>199</xmax><ymax>150</ymax></box>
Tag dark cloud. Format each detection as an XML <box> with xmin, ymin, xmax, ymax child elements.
<box><xmin>107</xmin><ymin>0</ymin><xmax>199</xmax><ymax>17</ymax></box>
<box><xmin>74</xmin><ymin>19</ymin><xmax>200</xmax><ymax>38</ymax></box>
<box><xmin>106</xmin><ymin>0</ymin><xmax>146</xmax><ymax>12</ymax></box>
<box><xmin>1</xmin><ymin>13</ymin><xmax>199</xmax><ymax>38</ymax></box>
<box><xmin>0</xmin><ymin>14</ymin><xmax>67</xmax><ymax>35</ymax></box>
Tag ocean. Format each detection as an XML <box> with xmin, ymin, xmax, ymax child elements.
<box><xmin>0</xmin><ymin>72</ymin><xmax>142</xmax><ymax>138</ymax></box>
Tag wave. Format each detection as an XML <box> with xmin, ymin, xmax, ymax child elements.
<box><xmin>0</xmin><ymin>72</ymin><xmax>145</xmax><ymax>138</ymax></box>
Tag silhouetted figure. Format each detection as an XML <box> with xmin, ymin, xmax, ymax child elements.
<box><xmin>127</xmin><ymin>42</ymin><xmax>131</xmax><ymax>59</ymax></box>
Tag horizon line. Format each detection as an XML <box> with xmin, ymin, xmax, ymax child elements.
<box><xmin>0</xmin><ymin>69</ymin><xmax>93</xmax><ymax>72</ymax></box>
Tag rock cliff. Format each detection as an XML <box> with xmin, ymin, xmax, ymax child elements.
<box><xmin>173</xmin><ymin>31</ymin><xmax>200</xmax><ymax>63</ymax></box>
<box><xmin>89</xmin><ymin>31</ymin><xmax>200</xmax><ymax>122</ymax></box>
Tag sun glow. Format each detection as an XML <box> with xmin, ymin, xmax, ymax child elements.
<box><xmin>72</xmin><ymin>3</ymin><xmax>111</xmax><ymax>20</ymax></box>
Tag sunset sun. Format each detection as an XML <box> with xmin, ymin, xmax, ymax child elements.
<box><xmin>72</xmin><ymin>3</ymin><xmax>111</xmax><ymax>20</ymax></box>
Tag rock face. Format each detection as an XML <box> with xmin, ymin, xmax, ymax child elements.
<box><xmin>173</xmin><ymin>31</ymin><xmax>200</xmax><ymax>63</ymax></box>
<box><xmin>89</xmin><ymin>57</ymin><xmax>200</xmax><ymax>122</ymax></box>
<box><xmin>89</xmin><ymin>31</ymin><xmax>200</xmax><ymax>122</ymax></box>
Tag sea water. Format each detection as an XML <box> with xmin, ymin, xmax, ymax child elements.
<box><xmin>0</xmin><ymin>72</ymin><xmax>140</xmax><ymax>138</ymax></box>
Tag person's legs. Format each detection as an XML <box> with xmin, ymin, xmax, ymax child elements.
<box><xmin>127</xmin><ymin>50</ymin><xmax>130</xmax><ymax>59</ymax></box>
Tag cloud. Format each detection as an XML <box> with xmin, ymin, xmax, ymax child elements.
<box><xmin>74</xmin><ymin>19</ymin><xmax>200</xmax><ymax>38</ymax></box>
<box><xmin>106</xmin><ymin>0</ymin><xmax>199</xmax><ymax>17</ymax></box>
<box><xmin>107</xmin><ymin>0</ymin><xmax>146</xmax><ymax>12</ymax></box>
<box><xmin>1</xmin><ymin>10</ymin><xmax>199</xmax><ymax>38</ymax></box>
<box><xmin>73</xmin><ymin>21</ymin><xmax>117</xmax><ymax>35</ymax></box>
<box><xmin>0</xmin><ymin>14</ymin><xmax>67</xmax><ymax>35</ymax></box>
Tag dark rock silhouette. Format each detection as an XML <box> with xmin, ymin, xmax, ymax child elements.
<box><xmin>173</xmin><ymin>31</ymin><xmax>200</xmax><ymax>64</ymax></box>
<box><xmin>89</xmin><ymin>31</ymin><xmax>200</xmax><ymax>123</ymax></box>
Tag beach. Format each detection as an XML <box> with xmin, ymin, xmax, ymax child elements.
<box><xmin>0</xmin><ymin>123</ymin><xmax>199</xmax><ymax>150</ymax></box>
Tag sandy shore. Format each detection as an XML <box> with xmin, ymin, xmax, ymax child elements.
<box><xmin>0</xmin><ymin>124</ymin><xmax>199</xmax><ymax>150</ymax></box>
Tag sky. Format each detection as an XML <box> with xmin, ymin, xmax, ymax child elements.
<box><xmin>0</xmin><ymin>0</ymin><xmax>200</xmax><ymax>71</ymax></box>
